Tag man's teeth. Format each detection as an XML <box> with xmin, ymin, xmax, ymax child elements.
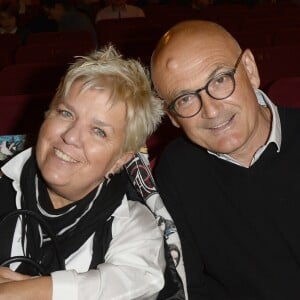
<box><xmin>214</xmin><ymin>120</ymin><xmax>229</xmax><ymax>129</ymax></box>
<box><xmin>54</xmin><ymin>149</ymin><xmax>78</xmax><ymax>163</ymax></box>
<box><xmin>212</xmin><ymin>118</ymin><xmax>232</xmax><ymax>129</ymax></box>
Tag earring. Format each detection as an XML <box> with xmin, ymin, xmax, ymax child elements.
<box><xmin>105</xmin><ymin>173</ymin><xmax>113</xmax><ymax>181</ymax></box>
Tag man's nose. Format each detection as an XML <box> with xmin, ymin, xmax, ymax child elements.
<box><xmin>199</xmin><ymin>92</ymin><xmax>221</xmax><ymax>119</ymax></box>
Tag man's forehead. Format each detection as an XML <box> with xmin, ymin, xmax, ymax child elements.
<box><xmin>156</xmin><ymin>35</ymin><xmax>237</xmax><ymax>73</ymax></box>
<box><xmin>157</xmin><ymin>42</ymin><xmax>220</xmax><ymax>74</ymax></box>
<box><xmin>154</xmin><ymin>22</ymin><xmax>237</xmax><ymax>65</ymax></box>
<box><xmin>152</xmin><ymin>48</ymin><xmax>235</xmax><ymax>99</ymax></box>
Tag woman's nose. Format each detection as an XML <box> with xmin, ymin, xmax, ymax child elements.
<box><xmin>61</xmin><ymin>122</ymin><xmax>82</xmax><ymax>147</ymax></box>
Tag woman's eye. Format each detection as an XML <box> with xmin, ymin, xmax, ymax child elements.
<box><xmin>58</xmin><ymin>109</ymin><xmax>72</xmax><ymax>118</ymax></box>
<box><xmin>94</xmin><ymin>128</ymin><xmax>106</xmax><ymax>138</ymax></box>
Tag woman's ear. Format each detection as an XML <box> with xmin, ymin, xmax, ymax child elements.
<box><xmin>107</xmin><ymin>151</ymin><xmax>134</xmax><ymax>176</ymax></box>
<box><xmin>242</xmin><ymin>49</ymin><xmax>260</xmax><ymax>89</ymax></box>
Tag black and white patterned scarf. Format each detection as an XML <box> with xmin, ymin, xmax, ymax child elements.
<box><xmin>15</xmin><ymin>153</ymin><xmax>127</xmax><ymax>275</ymax></box>
<box><xmin>126</xmin><ymin>152</ymin><xmax>188</xmax><ymax>300</ymax></box>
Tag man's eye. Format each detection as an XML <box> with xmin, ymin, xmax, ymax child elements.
<box><xmin>214</xmin><ymin>74</ymin><xmax>230</xmax><ymax>85</ymax></box>
<box><xmin>94</xmin><ymin>128</ymin><xmax>106</xmax><ymax>138</ymax></box>
<box><xmin>176</xmin><ymin>95</ymin><xmax>194</xmax><ymax>107</ymax></box>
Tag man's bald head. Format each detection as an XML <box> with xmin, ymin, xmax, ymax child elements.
<box><xmin>151</xmin><ymin>20</ymin><xmax>242</xmax><ymax>97</ymax></box>
<box><xmin>152</xmin><ymin>20</ymin><xmax>240</xmax><ymax>66</ymax></box>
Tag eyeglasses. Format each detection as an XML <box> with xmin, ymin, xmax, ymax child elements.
<box><xmin>167</xmin><ymin>51</ymin><xmax>244</xmax><ymax>118</ymax></box>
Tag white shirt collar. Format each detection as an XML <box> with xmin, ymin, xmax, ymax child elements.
<box><xmin>1</xmin><ymin>147</ymin><xmax>32</xmax><ymax>183</ymax></box>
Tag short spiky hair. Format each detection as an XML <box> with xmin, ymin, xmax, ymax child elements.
<box><xmin>50</xmin><ymin>45</ymin><xmax>164</xmax><ymax>153</ymax></box>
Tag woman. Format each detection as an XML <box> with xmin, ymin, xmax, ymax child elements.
<box><xmin>0</xmin><ymin>45</ymin><xmax>165</xmax><ymax>299</ymax></box>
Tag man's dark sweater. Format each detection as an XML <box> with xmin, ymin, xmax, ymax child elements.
<box><xmin>155</xmin><ymin>107</ymin><xmax>300</xmax><ymax>300</ymax></box>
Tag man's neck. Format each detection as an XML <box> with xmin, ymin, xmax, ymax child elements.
<box><xmin>230</xmin><ymin>106</ymin><xmax>272</xmax><ymax>167</ymax></box>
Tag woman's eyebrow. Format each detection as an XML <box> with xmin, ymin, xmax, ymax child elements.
<box><xmin>92</xmin><ymin>118</ymin><xmax>115</xmax><ymax>133</ymax></box>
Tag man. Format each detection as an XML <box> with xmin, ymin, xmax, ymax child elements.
<box><xmin>0</xmin><ymin>2</ymin><xmax>28</xmax><ymax>41</ymax></box>
<box><xmin>95</xmin><ymin>0</ymin><xmax>145</xmax><ymax>21</ymax></box>
<box><xmin>151</xmin><ymin>20</ymin><xmax>300</xmax><ymax>299</ymax></box>
<box><xmin>0</xmin><ymin>4</ymin><xmax>18</xmax><ymax>34</ymax></box>
<box><xmin>42</xmin><ymin>0</ymin><xmax>97</xmax><ymax>46</ymax></box>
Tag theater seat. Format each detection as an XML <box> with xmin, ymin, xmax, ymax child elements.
<box><xmin>25</xmin><ymin>30</ymin><xmax>97</xmax><ymax>50</ymax></box>
<box><xmin>15</xmin><ymin>43</ymin><xmax>92</xmax><ymax>65</ymax></box>
<box><xmin>0</xmin><ymin>93</ymin><xmax>53</xmax><ymax>136</ymax></box>
<box><xmin>146</xmin><ymin>117</ymin><xmax>182</xmax><ymax>170</ymax></box>
<box><xmin>0</xmin><ymin>34</ymin><xmax>21</xmax><ymax>69</ymax></box>
<box><xmin>0</xmin><ymin>63</ymin><xmax>66</xmax><ymax>95</ymax></box>
<box><xmin>267</xmin><ymin>76</ymin><xmax>300</xmax><ymax>108</ymax></box>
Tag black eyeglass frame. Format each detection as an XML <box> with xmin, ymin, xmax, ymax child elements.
<box><xmin>167</xmin><ymin>51</ymin><xmax>244</xmax><ymax>118</ymax></box>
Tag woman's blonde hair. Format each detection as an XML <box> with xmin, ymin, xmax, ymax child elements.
<box><xmin>50</xmin><ymin>45</ymin><xmax>164</xmax><ymax>153</ymax></box>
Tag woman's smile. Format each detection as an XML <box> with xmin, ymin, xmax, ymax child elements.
<box><xmin>54</xmin><ymin>148</ymin><xmax>79</xmax><ymax>163</ymax></box>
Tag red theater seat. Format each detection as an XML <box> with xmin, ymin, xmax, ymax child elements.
<box><xmin>267</xmin><ymin>76</ymin><xmax>300</xmax><ymax>108</ymax></box>
<box><xmin>0</xmin><ymin>93</ymin><xmax>52</xmax><ymax>136</ymax></box>
<box><xmin>0</xmin><ymin>63</ymin><xmax>66</xmax><ymax>95</ymax></box>
<box><xmin>25</xmin><ymin>30</ymin><xmax>96</xmax><ymax>50</ymax></box>
<box><xmin>15</xmin><ymin>43</ymin><xmax>90</xmax><ymax>64</ymax></box>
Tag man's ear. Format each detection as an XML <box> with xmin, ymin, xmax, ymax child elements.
<box><xmin>242</xmin><ymin>49</ymin><xmax>260</xmax><ymax>89</ymax></box>
<box><xmin>167</xmin><ymin>111</ymin><xmax>181</xmax><ymax>128</ymax></box>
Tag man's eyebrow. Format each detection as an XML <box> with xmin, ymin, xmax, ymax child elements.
<box><xmin>169</xmin><ymin>65</ymin><xmax>227</xmax><ymax>99</ymax></box>
<box><xmin>206</xmin><ymin>64</ymin><xmax>229</xmax><ymax>80</ymax></box>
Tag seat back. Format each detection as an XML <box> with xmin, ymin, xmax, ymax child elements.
<box><xmin>25</xmin><ymin>30</ymin><xmax>97</xmax><ymax>50</ymax></box>
<box><xmin>0</xmin><ymin>34</ymin><xmax>21</xmax><ymax>69</ymax></box>
<box><xmin>95</xmin><ymin>17</ymin><xmax>163</xmax><ymax>65</ymax></box>
<box><xmin>0</xmin><ymin>93</ymin><xmax>53</xmax><ymax>136</ymax></box>
<box><xmin>96</xmin><ymin>17</ymin><xmax>162</xmax><ymax>45</ymax></box>
<box><xmin>0</xmin><ymin>33</ymin><xmax>21</xmax><ymax>50</ymax></box>
<box><xmin>146</xmin><ymin>117</ymin><xmax>182</xmax><ymax>169</ymax></box>
<box><xmin>252</xmin><ymin>44</ymin><xmax>300</xmax><ymax>91</ymax></box>
<box><xmin>272</xmin><ymin>27</ymin><xmax>300</xmax><ymax>46</ymax></box>
<box><xmin>15</xmin><ymin>43</ymin><xmax>91</xmax><ymax>64</ymax></box>
<box><xmin>0</xmin><ymin>63</ymin><xmax>66</xmax><ymax>95</ymax></box>
<box><xmin>267</xmin><ymin>76</ymin><xmax>300</xmax><ymax>108</ymax></box>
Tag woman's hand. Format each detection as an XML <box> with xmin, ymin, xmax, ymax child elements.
<box><xmin>0</xmin><ymin>267</ymin><xmax>31</xmax><ymax>283</ymax></box>
<box><xmin>0</xmin><ymin>271</ymin><xmax>52</xmax><ymax>300</ymax></box>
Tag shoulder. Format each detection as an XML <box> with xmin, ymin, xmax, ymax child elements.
<box><xmin>112</xmin><ymin>196</ymin><xmax>161</xmax><ymax>238</ymax></box>
<box><xmin>1</xmin><ymin>148</ymin><xmax>32</xmax><ymax>182</ymax></box>
<box><xmin>127</xmin><ymin>200</ymin><xmax>156</xmax><ymax>222</ymax></box>
<box><xmin>0</xmin><ymin>175</ymin><xmax>17</xmax><ymax>216</ymax></box>
<box><xmin>278</xmin><ymin>106</ymin><xmax>300</xmax><ymax>121</ymax></box>
<box><xmin>157</xmin><ymin>136</ymin><xmax>207</xmax><ymax>169</ymax></box>
<box><xmin>0</xmin><ymin>175</ymin><xmax>14</xmax><ymax>191</ymax></box>
<box><xmin>114</xmin><ymin>196</ymin><xmax>157</xmax><ymax>225</ymax></box>
<box><xmin>278</xmin><ymin>106</ymin><xmax>300</xmax><ymax>133</ymax></box>
<box><xmin>97</xmin><ymin>6</ymin><xmax>112</xmax><ymax>14</ymax></box>
<box><xmin>164</xmin><ymin>135</ymin><xmax>205</xmax><ymax>154</ymax></box>
<box><xmin>127</xmin><ymin>4</ymin><xmax>144</xmax><ymax>12</ymax></box>
<box><xmin>62</xmin><ymin>10</ymin><xmax>90</xmax><ymax>24</ymax></box>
